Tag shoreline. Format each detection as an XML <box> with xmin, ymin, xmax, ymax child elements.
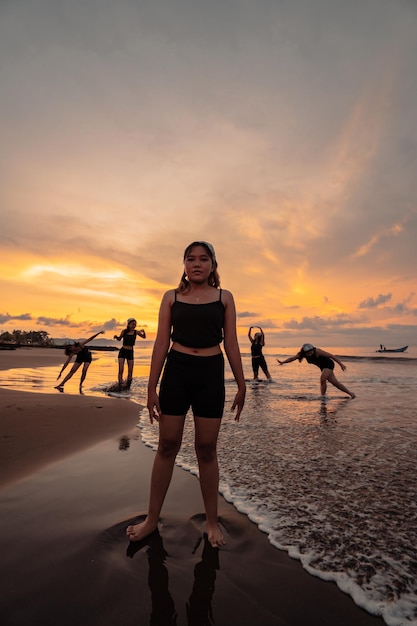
<box><xmin>0</xmin><ymin>348</ymin><xmax>386</xmax><ymax>625</ymax></box>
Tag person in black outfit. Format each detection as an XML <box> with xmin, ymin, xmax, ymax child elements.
<box><xmin>55</xmin><ymin>331</ymin><xmax>104</xmax><ymax>390</ymax></box>
<box><xmin>277</xmin><ymin>343</ymin><xmax>355</xmax><ymax>398</ymax></box>
<box><xmin>113</xmin><ymin>318</ymin><xmax>146</xmax><ymax>389</ymax></box>
<box><xmin>126</xmin><ymin>241</ymin><xmax>246</xmax><ymax>548</ymax></box>
<box><xmin>248</xmin><ymin>326</ymin><xmax>271</xmax><ymax>380</ymax></box>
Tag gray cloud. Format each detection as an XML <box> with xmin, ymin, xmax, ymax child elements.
<box><xmin>283</xmin><ymin>315</ymin><xmax>358</xmax><ymax>330</ymax></box>
<box><xmin>101</xmin><ymin>318</ymin><xmax>120</xmax><ymax>331</ymax></box>
<box><xmin>0</xmin><ymin>313</ymin><xmax>33</xmax><ymax>323</ymax></box>
<box><xmin>237</xmin><ymin>311</ymin><xmax>259</xmax><ymax>319</ymax></box>
<box><xmin>36</xmin><ymin>316</ymin><xmax>75</xmax><ymax>327</ymax></box>
<box><xmin>359</xmin><ymin>294</ymin><xmax>392</xmax><ymax>309</ymax></box>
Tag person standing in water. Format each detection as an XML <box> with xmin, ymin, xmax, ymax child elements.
<box><xmin>126</xmin><ymin>241</ymin><xmax>246</xmax><ymax>548</ymax></box>
<box><xmin>248</xmin><ymin>326</ymin><xmax>271</xmax><ymax>380</ymax></box>
<box><xmin>55</xmin><ymin>331</ymin><xmax>104</xmax><ymax>390</ymax></box>
<box><xmin>113</xmin><ymin>318</ymin><xmax>146</xmax><ymax>390</ymax></box>
<box><xmin>277</xmin><ymin>343</ymin><xmax>355</xmax><ymax>398</ymax></box>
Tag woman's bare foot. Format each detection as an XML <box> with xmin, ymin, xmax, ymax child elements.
<box><xmin>126</xmin><ymin>518</ymin><xmax>158</xmax><ymax>542</ymax></box>
<box><xmin>206</xmin><ymin>522</ymin><xmax>225</xmax><ymax>548</ymax></box>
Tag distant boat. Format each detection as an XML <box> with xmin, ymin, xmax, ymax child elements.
<box><xmin>376</xmin><ymin>345</ymin><xmax>408</xmax><ymax>353</ymax></box>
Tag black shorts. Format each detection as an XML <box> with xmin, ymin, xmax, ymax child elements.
<box><xmin>119</xmin><ymin>347</ymin><xmax>134</xmax><ymax>360</ymax></box>
<box><xmin>159</xmin><ymin>349</ymin><xmax>225</xmax><ymax>419</ymax></box>
<box><xmin>252</xmin><ymin>355</ymin><xmax>267</xmax><ymax>375</ymax></box>
<box><xmin>319</xmin><ymin>361</ymin><xmax>335</xmax><ymax>371</ymax></box>
<box><xmin>75</xmin><ymin>351</ymin><xmax>92</xmax><ymax>364</ymax></box>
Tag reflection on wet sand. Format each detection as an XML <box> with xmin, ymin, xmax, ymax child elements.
<box><xmin>118</xmin><ymin>436</ymin><xmax>130</xmax><ymax>451</ymax></box>
<box><xmin>127</xmin><ymin>529</ymin><xmax>219</xmax><ymax>626</ymax></box>
<box><xmin>319</xmin><ymin>397</ymin><xmax>350</xmax><ymax>423</ymax></box>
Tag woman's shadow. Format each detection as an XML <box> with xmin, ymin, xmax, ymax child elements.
<box><xmin>127</xmin><ymin>529</ymin><xmax>219</xmax><ymax>626</ymax></box>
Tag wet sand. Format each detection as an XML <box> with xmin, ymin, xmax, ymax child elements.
<box><xmin>0</xmin><ymin>348</ymin><xmax>385</xmax><ymax>625</ymax></box>
<box><xmin>0</xmin><ymin>348</ymin><xmax>141</xmax><ymax>487</ymax></box>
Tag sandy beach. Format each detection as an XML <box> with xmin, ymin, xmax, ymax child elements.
<box><xmin>0</xmin><ymin>348</ymin><xmax>141</xmax><ymax>488</ymax></box>
<box><xmin>0</xmin><ymin>348</ymin><xmax>386</xmax><ymax>625</ymax></box>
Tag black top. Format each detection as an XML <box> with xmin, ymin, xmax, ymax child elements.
<box><xmin>251</xmin><ymin>343</ymin><xmax>263</xmax><ymax>357</ymax></box>
<box><xmin>122</xmin><ymin>331</ymin><xmax>136</xmax><ymax>347</ymax></box>
<box><xmin>171</xmin><ymin>290</ymin><xmax>225</xmax><ymax>349</ymax></box>
<box><xmin>305</xmin><ymin>349</ymin><xmax>334</xmax><ymax>371</ymax></box>
<box><xmin>75</xmin><ymin>346</ymin><xmax>92</xmax><ymax>363</ymax></box>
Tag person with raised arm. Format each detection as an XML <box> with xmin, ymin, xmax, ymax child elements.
<box><xmin>55</xmin><ymin>331</ymin><xmax>104</xmax><ymax>390</ymax></box>
<box><xmin>277</xmin><ymin>343</ymin><xmax>355</xmax><ymax>398</ymax></box>
<box><xmin>248</xmin><ymin>326</ymin><xmax>271</xmax><ymax>380</ymax></box>
<box><xmin>113</xmin><ymin>318</ymin><xmax>146</xmax><ymax>390</ymax></box>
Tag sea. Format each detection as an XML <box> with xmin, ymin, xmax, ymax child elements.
<box><xmin>1</xmin><ymin>344</ymin><xmax>416</xmax><ymax>626</ymax></box>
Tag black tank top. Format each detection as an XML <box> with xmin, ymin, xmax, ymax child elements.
<box><xmin>122</xmin><ymin>331</ymin><xmax>136</xmax><ymax>347</ymax></box>
<box><xmin>305</xmin><ymin>350</ymin><xmax>334</xmax><ymax>371</ymax></box>
<box><xmin>75</xmin><ymin>346</ymin><xmax>91</xmax><ymax>362</ymax></box>
<box><xmin>170</xmin><ymin>290</ymin><xmax>225</xmax><ymax>349</ymax></box>
<box><xmin>251</xmin><ymin>343</ymin><xmax>263</xmax><ymax>357</ymax></box>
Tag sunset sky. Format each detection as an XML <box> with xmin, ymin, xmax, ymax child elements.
<box><xmin>1</xmin><ymin>0</ymin><xmax>416</xmax><ymax>347</ymax></box>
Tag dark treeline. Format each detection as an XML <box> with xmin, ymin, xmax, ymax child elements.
<box><xmin>0</xmin><ymin>330</ymin><xmax>54</xmax><ymax>346</ymax></box>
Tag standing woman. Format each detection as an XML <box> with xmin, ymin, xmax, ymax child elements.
<box><xmin>55</xmin><ymin>331</ymin><xmax>104</xmax><ymax>390</ymax></box>
<box><xmin>248</xmin><ymin>326</ymin><xmax>271</xmax><ymax>380</ymax></box>
<box><xmin>114</xmin><ymin>318</ymin><xmax>146</xmax><ymax>390</ymax></box>
<box><xmin>126</xmin><ymin>241</ymin><xmax>246</xmax><ymax>548</ymax></box>
<box><xmin>277</xmin><ymin>343</ymin><xmax>355</xmax><ymax>398</ymax></box>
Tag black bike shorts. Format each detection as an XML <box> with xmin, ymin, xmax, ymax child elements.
<box><xmin>119</xmin><ymin>347</ymin><xmax>134</xmax><ymax>360</ymax></box>
<box><xmin>75</xmin><ymin>351</ymin><xmax>92</xmax><ymax>364</ymax></box>
<box><xmin>159</xmin><ymin>349</ymin><xmax>225</xmax><ymax>419</ymax></box>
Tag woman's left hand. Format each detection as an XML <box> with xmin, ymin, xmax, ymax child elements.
<box><xmin>231</xmin><ymin>387</ymin><xmax>246</xmax><ymax>422</ymax></box>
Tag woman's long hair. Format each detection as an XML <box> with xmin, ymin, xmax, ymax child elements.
<box><xmin>177</xmin><ymin>241</ymin><xmax>220</xmax><ymax>293</ymax></box>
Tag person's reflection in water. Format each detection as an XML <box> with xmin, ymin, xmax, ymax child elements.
<box><xmin>118</xmin><ymin>436</ymin><xmax>130</xmax><ymax>451</ymax></box>
<box><xmin>127</xmin><ymin>529</ymin><xmax>177</xmax><ymax>625</ymax></box>
<box><xmin>127</xmin><ymin>531</ymin><xmax>219</xmax><ymax>626</ymax></box>
<box><xmin>319</xmin><ymin>397</ymin><xmax>328</xmax><ymax>421</ymax></box>
<box><xmin>319</xmin><ymin>397</ymin><xmax>350</xmax><ymax>425</ymax></box>
<box><xmin>186</xmin><ymin>534</ymin><xmax>219</xmax><ymax>626</ymax></box>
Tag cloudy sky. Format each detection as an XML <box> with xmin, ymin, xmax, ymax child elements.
<box><xmin>1</xmin><ymin>0</ymin><xmax>416</xmax><ymax>347</ymax></box>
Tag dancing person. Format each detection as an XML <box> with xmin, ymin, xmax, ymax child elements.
<box><xmin>248</xmin><ymin>326</ymin><xmax>271</xmax><ymax>380</ymax></box>
<box><xmin>113</xmin><ymin>318</ymin><xmax>146</xmax><ymax>390</ymax></box>
<box><xmin>277</xmin><ymin>343</ymin><xmax>355</xmax><ymax>398</ymax></box>
<box><xmin>126</xmin><ymin>241</ymin><xmax>246</xmax><ymax>548</ymax></box>
<box><xmin>55</xmin><ymin>331</ymin><xmax>104</xmax><ymax>390</ymax></box>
